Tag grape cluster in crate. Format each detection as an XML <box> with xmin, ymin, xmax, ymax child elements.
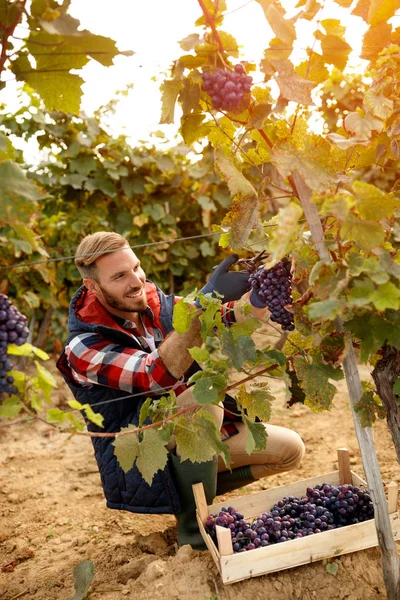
<box><xmin>0</xmin><ymin>294</ymin><xmax>29</xmax><ymax>394</ymax></box>
<box><xmin>206</xmin><ymin>483</ymin><xmax>375</xmax><ymax>553</ymax></box>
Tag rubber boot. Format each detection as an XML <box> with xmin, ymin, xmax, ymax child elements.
<box><xmin>216</xmin><ymin>465</ymin><xmax>256</xmax><ymax>495</ymax></box>
<box><xmin>170</xmin><ymin>453</ymin><xmax>217</xmax><ymax>551</ymax></box>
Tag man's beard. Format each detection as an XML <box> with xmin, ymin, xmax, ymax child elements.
<box><xmin>99</xmin><ymin>285</ymin><xmax>148</xmax><ymax>313</ymax></box>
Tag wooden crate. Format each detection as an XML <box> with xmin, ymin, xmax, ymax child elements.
<box><xmin>193</xmin><ymin>448</ymin><xmax>400</xmax><ymax>585</ymax></box>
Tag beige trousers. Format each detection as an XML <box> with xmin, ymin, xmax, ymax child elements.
<box><xmin>170</xmin><ymin>387</ymin><xmax>305</xmax><ymax>481</ymax></box>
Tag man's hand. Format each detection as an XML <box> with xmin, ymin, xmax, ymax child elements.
<box><xmin>197</xmin><ymin>254</ymin><xmax>251</xmax><ymax>304</ymax></box>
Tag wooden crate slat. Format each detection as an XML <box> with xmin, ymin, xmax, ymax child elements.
<box><xmin>196</xmin><ymin>511</ymin><xmax>221</xmax><ymax>568</ymax></box>
<box><xmin>219</xmin><ymin>513</ymin><xmax>400</xmax><ymax>585</ymax></box>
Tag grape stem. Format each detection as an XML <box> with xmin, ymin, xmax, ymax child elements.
<box><xmin>197</xmin><ymin>0</ymin><xmax>224</xmax><ymax>53</ymax></box>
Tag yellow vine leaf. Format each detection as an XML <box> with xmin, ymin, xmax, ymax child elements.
<box><xmin>360</xmin><ymin>22</ymin><xmax>392</xmax><ymax>60</ymax></box>
<box><xmin>368</xmin><ymin>0</ymin><xmax>400</xmax><ymax>26</ymax></box>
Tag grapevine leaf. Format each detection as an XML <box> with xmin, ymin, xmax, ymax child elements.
<box><xmin>136</xmin><ymin>428</ymin><xmax>169</xmax><ymax>485</ymax></box>
<box><xmin>352</xmin><ymin>181</ymin><xmax>399</xmax><ymax>221</ymax></box>
<box><xmin>248</xmin><ymin>103</ymin><xmax>272</xmax><ymax>129</ymax></box>
<box><xmin>370</xmin><ymin>281</ymin><xmax>400</xmax><ymax>311</ymax></box>
<box><xmin>286</xmin><ymin>369</ymin><xmax>306</xmax><ymax>407</ymax></box>
<box><xmin>0</xmin><ymin>132</ymin><xmax>16</xmax><ymax>161</ymax></box>
<box><xmin>360</xmin><ymin>22</ymin><xmax>392</xmax><ymax>60</ymax></box>
<box><xmin>344</xmin><ymin>112</ymin><xmax>384</xmax><ymax>138</ymax></box>
<box><xmin>221</xmin><ymin>331</ymin><xmax>257</xmax><ymax>369</ymax></box>
<box><xmin>271</xmin><ymin>138</ymin><xmax>340</xmax><ymax>193</ymax></box>
<box><xmin>275</xmin><ymin>72</ymin><xmax>315</xmax><ymax>105</ymax></box>
<box><xmin>0</xmin><ymin>396</ymin><xmax>23</xmax><ymax>418</ymax></box>
<box><xmin>181</xmin><ymin>113</ymin><xmax>210</xmax><ymax>145</ymax></box>
<box><xmin>21</xmin><ymin>70</ymin><xmax>84</xmax><ymax>114</ymax></box>
<box><xmin>325</xmin><ymin>561</ymin><xmax>339</xmax><ymax>576</ymax></box>
<box><xmin>215</xmin><ymin>149</ymin><xmax>257</xmax><ymax>198</ymax></box>
<box><xmin>47</xmin><ymin>408</ymin><xmax>66</xmax><ymax>423</ymax></box>
<box><xmin>192</xmin><ymin>373</ymin><xmax>227</xmax><ymax>405</ymax></box>
<box><xmin>294</xmin><ymin>356</ymin><xmax>343</xmax><ymax>411</ymax></box>
<box><xmin>179</xmin><ymin>33</ymin><xmax>200</xmax><ymax>51</ymax></box>
<box><xmin>295</xmin><ymin>52</ymin><xmax>329</xmax><ymax>84</ymax></box>
<box><xmin>236</xmin><ymin>384</ymin><xmax>274</xmax><ymax>421</ymax></box>
<box><xmin>354</xmin><ymin>390</ymin><xmax>386</xmax><ymax>427</ymax></box>
<box><xmin>230</xmin><ymin>318</ymin><xmax>261</xmax><ymax>341</ymax></box>
<box><xmin>174</xmin><ymin>410</ymin><xmax>230</xmax><ymax>466</ymax></box>
<box><xmin>71</xmin><ymin>560</ymin><xmax>94</xmax><ymax>600</ymax></box>
<box><xmin>220</xmin><ymin>194</ymin><xmax>260</xmax><ymax>250</ymax></box>
<box><xmin>0</xmin><ymin>161</ymin><xmax>48</xmax><ymax>221</ymax></box>
<box><xmin>256</xmin><ymin>1</ymin><xmax>296</xmax><ymax>45</ymax></box>
<box><xmin>68</xmin><ymin>399</ymin><xmax>84</xmax><ymax>410</ymax></box>
<box><xmin>113</xmin><ymin>427</ymin><xmax>139</xmax><ymax>473</ymax></box>
<box><xmin>319</xmin><ymin>332</ymin><xmax>348</xmax><ymax>366</ymax></box>
<box><xmin>83</xmin><ymin>405</ymin><xmax>104</xmax><ymax>428</ymax></box>
<box><xmin>364</xmin><ymin>89</ymin><xmax>393</xmax><ymax>120</ymax></box>
<box><xmin>327</xmin><ymin>133</ymin><xmax>369</xmax><ymax>149</ymax></box>
<box><xmin>139</xmin><ymin>397</ymin><xmax>152</xmax><ymax>427</ymax></box>
<box><xmin>307</xmin><ymin>299</ymin><xmax>343</xmax><ymax>321</ymax></box>
<box><xmin>7</xmin><ymin>342</ymin><xmax>34</xmax><ymax>357</ymax></box>
<box><xmin>243</xmin><ymin>415</ymin><xmax>268</xmax><ymax>454</ymax></box>
<box><xmin>188</xmin><ymin>346</ymin><xmax>210</xmax><ymax>362</ymax></box>
<box><xmin>368</xmin><ymin>0</ymin><xmax>399</xmax><ymax>25</ymax></box>
<box><xmin>266</xmin><ymin>202</ymin><xmax>303</xmax><ymax>264</ymax></box>
<box><xmin>341</xmin><ymin>214</ymin><xmax>385</xmax><ymax>252</ymax></box>
<box><xmin>172</xmin><ymin>298</ymin><xmax>198</xmax><ymax>333</ymax></box>
<box><xmin>160</xmin><ymin>79</ymin><xmax>183</xmax><ymax>124</ymax></box>
<box><xmin>321</xmin><ymin>34</ymin><xmax>351</xmax><ymax>70</ymax></box>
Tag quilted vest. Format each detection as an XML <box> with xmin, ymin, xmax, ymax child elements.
<box><xmin>56</xmin><ymin>282</ymin><xmax>182</xmax><ymax>515</ymax></box>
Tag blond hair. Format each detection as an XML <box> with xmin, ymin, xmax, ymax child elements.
<box><xmin>75</xmin><ymin>232</ymin><xmax>129</xmax><ymax>280</ymax></box>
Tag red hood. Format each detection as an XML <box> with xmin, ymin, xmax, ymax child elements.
<box><xmin>75</xmin><ymin>282</ymin><xmax>162</xmax><ymax>333</ymax></box>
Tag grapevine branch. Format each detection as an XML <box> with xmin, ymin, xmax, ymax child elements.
<box><xmin>197</xmin><ymin>0</ymin><xmax>224</xmax><ymax>53</ymax></box>
<box><xmin>0</xmin><ymin>1</ymin><xmax>26</xmax><ymax>76</ymax></box>
<box><xmin>74</xmin><ymin>364</ymin><xmax>277</xmax><ymax>439</ymax></box>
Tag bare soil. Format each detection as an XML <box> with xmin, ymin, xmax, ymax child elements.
<box><xmin>1</xmin><ymin>346</ymin><xmax>400</xmax><ymax>600</ymax></box>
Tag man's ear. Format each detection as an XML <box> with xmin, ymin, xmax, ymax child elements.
<box><xmin>83</xmin><ymin>278</ymin><xmax>99</xmax><ymax>293</ymax></box>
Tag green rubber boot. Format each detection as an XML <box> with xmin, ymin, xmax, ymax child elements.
<box><xmin>216</xmin><ymin>465</ymin><xmax>256</xmax><ymax>495</ymax></box>
<box><xmin>170</xmin><ymin>453</ymin><xmax>218</xmax><ymax>551</ymax></box>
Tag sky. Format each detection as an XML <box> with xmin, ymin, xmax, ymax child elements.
<box><xmin>3</xmin><ymin>0</ymin><xmax>375</xmax><ymax>154</ymax></box>
<box><xmin>66</xmin><ymin>0</ymin><xmax>368</xmax><ymax>145</ymax></box>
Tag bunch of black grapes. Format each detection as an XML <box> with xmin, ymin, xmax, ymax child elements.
<box><xmin>205</xmin><ymin>483</ymin><xmax>374</xmax><ymax>553</ymax></box>
<box><xmin>249</xmin><ymin>257</ymin><xmax>295</xmax><ymax>331</ymax></box>
<box><xmin>0</xmin><ymin>294</ymin><xmax>29</xmax><ymax>394</ymax></box>
<box><xmin>201</xmin><ymin>64</ymin><xmax>253</xmax><ymax>111</ymax></box>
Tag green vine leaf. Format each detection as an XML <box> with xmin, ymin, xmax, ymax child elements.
<box><xmin>236</xmin><ymin>383</ymin><xmax>274</xmax><ymax>421</ymax></box>
<box><xmin>192</xmin><ymin>372</ymin><xmax>227</xmax><ymax>405</ymax></box>
<box><xmin>294</xmin><ymin>356</ymin><xmax>343</xmax><ymax>411</ymax></box>
<box><xmin>243</xmin><ymin>415</ymin><xmax>268</xmax><ymax>454</ymax></box>
<box><xmin>136</xmin><ymin>428</ymin><xmax>169</xmax><ymax>485</ymax></box>
<box><xmin>174</xmin><ymin>410</ymin><xmax>230</xmax><ymax>466</ymax></box>
<box><xmin>113</xmin><ymin>427</ymin><xmax>140</xmax><ymax>473</ymax></box>
<box><xmin>221</xmin><ymin>330</ymin><xmax>257</xmax><ymax>370</ymax></box>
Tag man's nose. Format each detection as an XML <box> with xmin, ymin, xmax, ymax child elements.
<box><xmin>128</xmin><ymin>271</ymin><xmax>143</xmax><ymax>287</ymax></box>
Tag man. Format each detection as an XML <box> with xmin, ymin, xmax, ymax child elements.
<box><xmin>57</xmin><ymin>231</ymin><xmax>305</xmax><ymax>550</ymax></box>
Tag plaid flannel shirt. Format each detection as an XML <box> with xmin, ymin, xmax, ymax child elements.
<box><xmin>65</xmin><ymin>300</ymin><xmax>236</xmax><ymax>395</ymax></box>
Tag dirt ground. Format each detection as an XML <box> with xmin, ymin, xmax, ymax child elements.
<box><xmin>1</xmin><ymin>338</ymin><xmax>400</xmax><ymax>600</ymax></box>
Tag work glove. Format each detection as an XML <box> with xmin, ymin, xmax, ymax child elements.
<box><xmin>196</xmin><ymin>254</ymin><xmax>251</xmax><ymax>305</ymax></box>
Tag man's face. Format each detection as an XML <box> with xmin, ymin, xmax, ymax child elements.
<box><xmin>86</xmin><ymin>246</ymin><xmax>148</xmax><ymax>315</ymax></box>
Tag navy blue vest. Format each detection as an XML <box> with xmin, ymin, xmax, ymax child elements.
<box><xmin>57</xmin><ymin>284</ymin><xmax>181</xmax><ymax>515</ymax></box>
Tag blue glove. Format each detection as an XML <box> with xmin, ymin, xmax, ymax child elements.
<box><xmin>196</xmin><ymin>254</ymin><xmax>251</xmax><ymax>305</ymax></box>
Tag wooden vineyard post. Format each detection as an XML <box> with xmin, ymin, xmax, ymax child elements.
<box><xmin>388</xmin><ymin>482</ymin><xmax>399</xmax><ymax>514</ymax></box>
<box><xmin>337</xmin><ymin>448</ymin><xmax>352</xmax><ymax>485</ymax></box>
<box><xmin>292</xmin><ymin>171</ymin><xmax>400</xmax><ymax>600</ymax></box>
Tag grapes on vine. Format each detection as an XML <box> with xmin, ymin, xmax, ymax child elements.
<box><xmin>249</xmin><ymin>257</ymin><xmax>295</xmax><ymax>331</ymax></box>
<box><xmin>205</xmin><ymin>483</ymin><xmax>374</xmax><ymax>553</ymax></box>
<box><xmin>201</xmin><ymin>64</ymin><xmax>253</xmax><ymax>111</ymax></box>
<box><xmin>0</xmin><ymin>294</ymin><xmax>29</xmax><ymax>395</ymax></box>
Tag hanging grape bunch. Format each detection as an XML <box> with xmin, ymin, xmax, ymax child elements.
<box><xmin>201</xmin><ymin>64</ymin><xmax>253</xmax><ymax>111</ymax></box>
<box><xmin>206</xmin><ymin>483</ymin><xmax>374</xmax><ymax>553</ymax></box>
<box><xmin>249</xmin><ymin>257</ymin><xmax>295</xmax><ymax>331</ymax></box>
<box><xmin>0</xmin><ymin>294</ymin><xmax>29</xmax><ymax>395</ymax></box>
